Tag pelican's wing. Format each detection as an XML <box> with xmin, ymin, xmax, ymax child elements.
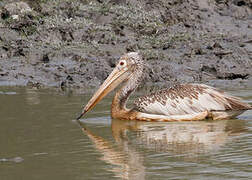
<box><xmin>133</xmin><ymin>84</ymin><xmax>251</xmax><ymax>116</ymax></box>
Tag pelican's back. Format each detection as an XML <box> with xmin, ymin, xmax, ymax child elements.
<box><xmin>134</xmin><ymin>84</ymin><xmax>251</xmax><ymax>120</ymax></box>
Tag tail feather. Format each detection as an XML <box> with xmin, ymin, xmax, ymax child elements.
<box><xmin>225</xmin><ymin>95</ymin><xmax>252</xmax><ymax>110</ymax></box>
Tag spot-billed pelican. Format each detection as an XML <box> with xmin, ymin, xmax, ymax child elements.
<box><xmin>77</xmin><ymin>52</ymin><xmax>251</xmax><ymax>121</ymax></box>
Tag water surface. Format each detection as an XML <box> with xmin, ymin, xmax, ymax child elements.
<box><xmin>0</xmin><ymin>87</ymin><xmax>251</xmax><ymax>180</ymax></box>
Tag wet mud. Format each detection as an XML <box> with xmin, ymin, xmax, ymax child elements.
<box><xmin>0</xmin><ymin>0</ymin><xmax>251</xmax><ymax>92</ymax></box>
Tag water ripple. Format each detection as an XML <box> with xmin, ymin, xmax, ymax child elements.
<box><xmin>0</xmin><ymin>157</ymin><xmax>24</xmax><ymax>163</ymax></box>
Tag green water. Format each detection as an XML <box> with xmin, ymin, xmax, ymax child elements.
<box><xmin>0</xmin><ymin>87</ymin><xmax>252</xmax><ymax>180</ymax></box>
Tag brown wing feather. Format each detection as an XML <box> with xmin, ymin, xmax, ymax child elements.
<box><xmin>224</xmin><ymin>95</ymin><xmax>252</xmax><ymax>110</ymax></box>
<box><xmin>133</xmin><ymin>84</ymin><xmax>251</xmax><ymax>116</ymax></box>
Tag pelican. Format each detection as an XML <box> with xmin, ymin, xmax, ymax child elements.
<box><xmin>77</xmin><ymin>52</ymin><xmax>252</xmax><ymax>121</ymax></box>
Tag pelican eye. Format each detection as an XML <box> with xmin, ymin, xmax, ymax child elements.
<box><xmin>119</xmin><ymin>60</ymin><xmax>127</xmax><ymax>67</ymax></box>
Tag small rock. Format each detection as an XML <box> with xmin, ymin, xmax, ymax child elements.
<box><xmin>66</xmin><ymin>75</ymin><xmax>73</xmax><ymax>81</ymax></box>
<box><xmin>214</xmin><ymin>51</ymin><xmax>233</xmax><ymax>57</ymax></box>
<box><xmin>41</xmin><ymin>54</ymin><xmax>50</xmax><ymax>63</ymax></box>
<box><xmin>206</xmin><ymin>45</ymin><xmax>213</xmax><ymax>50</ymax></box>
<box><xmin>184</xmin><ymin>22</ymin><xmax>191</xmax><ymax>28</ymax></box>
<box><xmin>233</xmin><ymin>0</ymin><xmax>247</xmax><ymax>6</ymax></box>
<box><xmin>213</xmin><ymin>42</ymin><xmax>223</xmax><ymax>49</ymax></box>
<box><xmin>194</xmin><ymin>48</ymin><xmax>204</xmax><ymax>55</ymax></box>
<box><xmin>4</xmin><ymin>2</ymin><xmax>32</xmax><ymax>17</ymax></box>
<box><xmin>11</xmin><ymin>14</ymin><xmax>19</xmax><ymax>20</ymax></box>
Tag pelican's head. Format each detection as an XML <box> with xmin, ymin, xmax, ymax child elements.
<box><xmin>77</xmin><ymin>52</ymin><xmax>143</xmax><ymax>120</ymax></box>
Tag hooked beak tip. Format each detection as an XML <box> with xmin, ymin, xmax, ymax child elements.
<box><xmin>76</xmin><ymin>110</ymin><xmax>87</xmax><ymax>120</ymax></box>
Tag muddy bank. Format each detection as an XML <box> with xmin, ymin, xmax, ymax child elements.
<box><xmin>0</xmin><ymin>0</ymin><xmax>251</xmax><ymax>92</ymax></box>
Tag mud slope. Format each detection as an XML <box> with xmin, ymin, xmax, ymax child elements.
<box><xmin>0</xmin><ymin>0</ymin><xmax>251</xmax><ymax>92</ymax></box>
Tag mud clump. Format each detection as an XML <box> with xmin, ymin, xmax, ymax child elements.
<box><xmin>0</xmin><ymin>0</ymin><xmax>251</xmax><ymax>92</ymax></box>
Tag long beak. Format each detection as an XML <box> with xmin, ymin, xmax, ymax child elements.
<box><xmin>76</xmin><ymin>66</ymin><xmax>129</xmax><ymax>120</ymax></box>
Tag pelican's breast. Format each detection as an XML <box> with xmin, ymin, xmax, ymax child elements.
<box><xmin>133</xmin><ymin>84</ymin><xmax>251</xmax><ymax>117</ymax></box>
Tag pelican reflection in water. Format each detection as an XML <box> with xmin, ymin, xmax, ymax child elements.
<box><xmin>77</xmin><ymin>52</ymin><xmax>251</xmax><ymax>121</ymax></box>
<box><xmin>77</xmin><ymin>118</ymin><xmax>247</xmax><ymax>179</ymax></box>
